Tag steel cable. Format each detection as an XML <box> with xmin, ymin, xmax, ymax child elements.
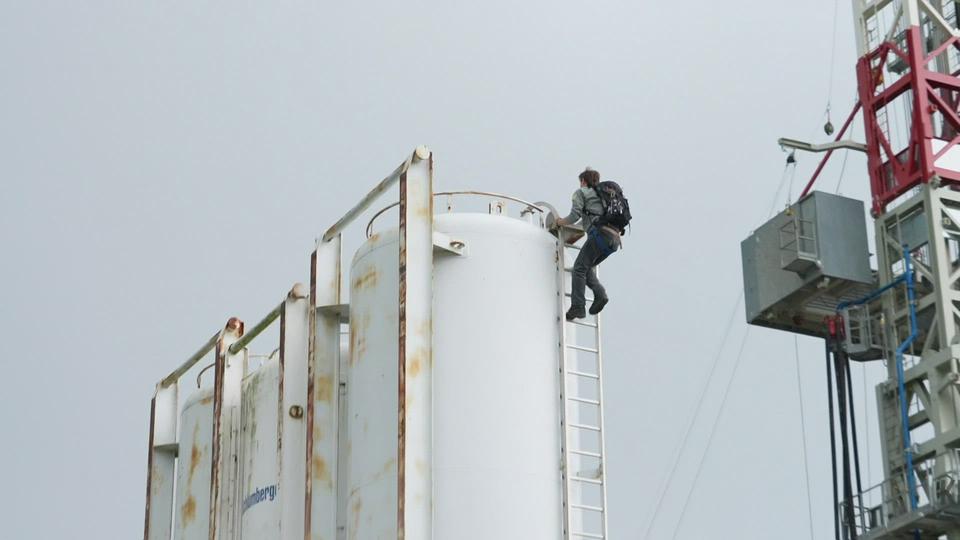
<box><xmin>639</xmin><ymin>293</ymin><xmax>743</xmax><ymax>540</ymax></box>
<box><xmin>827</xmin><ymin>341</ymin><xmax>841</xmax><ymax>540</ymax></box>
<box><xmin>795</xmin><ymin>335</ymin><xmax>817</xmax><ymax>540</ymax></box>
<box><xmin>667</xmin><ymin>327</ymin><xmax>751</xmax><ymax>540</ymax></box>
<box><xmin>643</xmin><ymin>160</ymin><xmax>796</xmax><ymax>539</ymax></box>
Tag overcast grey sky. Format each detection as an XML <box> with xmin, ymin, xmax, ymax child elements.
<box><xmin>0</xmin><ymin>1</ymin><xmax>879</xmax><ymax>538</ymax></box>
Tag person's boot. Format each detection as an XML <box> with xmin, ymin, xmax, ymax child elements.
<box><xmin>589</xmin><ymin>296</ymin><xmax>609</xmax><ymax>315</ymax></box>
<box><xmin>565</xmin><ymin>305</ymin><xmax>586</xmax><ymax>321</ymax></box>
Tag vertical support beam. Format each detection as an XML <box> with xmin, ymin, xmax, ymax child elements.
<box><xmin>925</xmin><ymin>187</ymin><xmax>956</xmax><ymax>349</ymax></box>
<box><xmin>905</xmin><ymin>0</ymin><xmax>922</xmax><ymax>27</ymax></box>
<box><xmin>210</xmin><ymin>318</ymin><xmax>245</xmax><ymax>540</ymax></box>
<box><xmin>305</xmin><ymin>236</ymin><xmax>342</xmax><ymax>540</ymax></box>
<box><xmin>851</xmin><ymin>0</ymin><xmax>869</xmax><ymax>57</ymax></box>
<box><xmin>280</xmin><ymin>284</ymin><xmax>310</xmax><ymax>540</ymax></box>
<box><xmin>397</xmin><ymin>145</ymin><xmax>434</xmax><ymax>540</ymax></box>
<box><xmin>908</xmin><ymin>25</ymin><xmax>937</xmax><ymax>178</ymax></box>
<box><xmin>144</xmin><ymin>382</ymin><xmax>178</xmax><ymax>540</ymax></box>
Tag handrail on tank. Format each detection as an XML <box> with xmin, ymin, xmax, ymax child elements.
<box><xmin>228</xmin><ymin>302</ymin><xmax>282</xmax><ymax>355</ymax></box>
<box><xmin>365</xmin><ymin>190</ymin><xmax>547</xmax><ymax>238</ymax></box>
<box><xmin>160</xmin><ymin>331</ymin><xmax>221</xmax><ymax>388</ymax></box>
<box><xmin>160</xmin><ymin>284</ymin><xmax>302</xmax><ymax>389</ymax></box>
<box><xmin>321</xmin><ymin>146</ymin><xmax>429</xmax><ymax>243</ymax></box>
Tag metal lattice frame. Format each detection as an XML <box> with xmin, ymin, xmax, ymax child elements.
<box><xmin>864</xmin><ymin>183</ymin><xmax>960</xmax><ymax>539</ymax></box>
<box><xmin>853</xmin><ymin>0</ymin><xmax>960</xmax><ymax>215</ymax></box>
<box><xmin>846</xmin><ymin>1</ymin><xmax>960</xmax><ymax>537</ymax></box>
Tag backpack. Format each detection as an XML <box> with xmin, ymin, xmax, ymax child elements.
<box><xmin>593</xmin><ymin>181</ymin><xmax>631</xmax><ymax>233</ymax></box>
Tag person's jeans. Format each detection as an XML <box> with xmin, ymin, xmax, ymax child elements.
<box><xmin>571</xmin><ymin>227</ymin><xmax>620</xmax><ymax>310</ymax></box>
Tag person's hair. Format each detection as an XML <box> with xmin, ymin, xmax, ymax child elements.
<box><xmin>579</xmin><ymin>167</ymin><xmax>600</xmax><ymax>188</ymax></box>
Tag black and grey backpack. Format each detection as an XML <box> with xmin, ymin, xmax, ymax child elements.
<box><xmin>593</xmin><ymin>181</ymin><xmax>631</xmax><ymax>234</ymax></box>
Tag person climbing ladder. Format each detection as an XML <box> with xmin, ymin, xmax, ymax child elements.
<box><xmin>552</xmin><ymin>167</ymin><xmax>630</xmax><ymax>321</ymax></box>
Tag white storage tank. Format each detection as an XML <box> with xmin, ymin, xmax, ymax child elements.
<box><xmin>143</xmin><ymin>150</ymin><xmax>610</xmax><ymax>540</ymax></box>
<box><xmin>174</xmin><ymin>389</ymin><xmax>213</xmax><ymax>540</ymax></box>
<box><xmin>347</xmin><ymin>212</ymin><xmax>563</xmax><ymax>539</ymax></box>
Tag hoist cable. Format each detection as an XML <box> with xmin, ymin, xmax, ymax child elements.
<box><xmin>834</xmin><ymin>143</ymin><xmax>851</xmax><ymax>194</ymax></box>
<box><xmin>770</xmin><ymin>162</ymin><xmax>796</xmax><ymax>215</ymax></box>
<box><xmin>827</xmin><ymin>0</ymin><xmax>841</xmax><ymax>112</ymax></box>
<box><xmin>668</xmin><ymin>327</ymin><xmax>751</xmax><ymax>540</ymax></box>
<box><xmin>845</xmin><ymin>355</ymin><xmax>865</xmax><ymax>513</ymax></box>
<box><xmin>786</xmin><ymin>160</ymin><xmax>799</xmax><ymax>204</ymax></box>
<box><xmin>834</xmin><ymin>348</ymin><xmax>857</xmax><ymax>539</ymax></box>
<box><xmin>795</xmin><ymin>336</ymin><xmax>816</xmax><ymax>540</ymax></box>
<box><xmin>827</xmin><ymin>340</ymin><xmax>841</xmax><ymax>540</ymax></box>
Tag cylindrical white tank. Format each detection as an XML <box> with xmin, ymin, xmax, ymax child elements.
<box><xmin>174</xmin><ymin>389</ymin><xmax>214</xmax><ymax>540</ymax></box>
<box><xmin>347</xmin><ymin>212</ymin><xmax>562</xmax><ymax>539</ymax></box>
<box><xmin>173</xmin><ymin>359</ymin><xmax>282</xmax><ymax>540</ymax></box>
<box><xmin>238</xmin><ymin>359</ymin><xmax>280</xmax><ymax>539</ymax></box>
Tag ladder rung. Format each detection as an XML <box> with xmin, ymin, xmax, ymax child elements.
<box><xmin>567</xmin><ymin>319</ymin><xmax>598</xmax><ymax>328</ymax></box>
<box><xmin>571</xmin><ymin>503</ymin><xmax>605</xmax><ymax>512</ymax></box>
<box><xmin>571</xmin><ymin>532</ymin><xmax>604</xmax><ymax>539</ymax></box>
<box><xmin>571</xmin><ymin>475</ymin><xmax>603</xmax><ymax>484</ymax></box>
<box><xmin>565</xmin><ymin>244</ymin><xmax>582</xmax><ymax>251</ymax></box>
<box><xmin>567</xmin><ymin>344</ymin><xmax>599</xmax><ymax>353</ymax></box>
<box><xmin>569</xmin><ymin>397</ymin><xmax>600</xmax><ymax>405</ymax></box>
<box><xmin>564</xmin><ymin>292</ymin><xmax>595</xmax><ymax>302</ymax></box>
<box><xmin>570</xmin><ymin>423</ymin><xmax>601</xmax><ymax>432</ymax></box>
<box><xmin>564</xmin><ymin>267</ymin><xmax>573</xmax><ymax>272</ymax></box>
<box><xmin>567</xmin><ymin>370</ymin><xmax>600</xmax><ymax>379</ymax></box>
<box><xmin>569</xmin><ymin>449</ymin><xmax>602</xmax><ymax>458</ymax></box>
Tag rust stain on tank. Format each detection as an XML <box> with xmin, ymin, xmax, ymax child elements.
<box><xmin>200</xmin><ymin>394</ymin><xmax>214</xmax><ymax>405</ymax></box>
<box><xmin>181</xmin><ymin>495</ymin><xmax>197</xmax><ymax>526</ymax></box>
<box><xmin>350</xmin><ymin>497</ymin><xmax>363</xmax><ymax>540</ymax></box>
<box><xmin>188</xmin><ymin>444</ymin><xmax>201</xmax><ymax>483</ymax></box>
<box><xmin>352</xmin><ymin>267</ymin><xmax>378</xmax><ymax>291</ymax></box>
<box><xmin>408</xmin><ymin>347</ymin><xmax>428</xmax><ymax>377</ymax></box>
<box><xmin>316</xmin><ymin>374</ymin><xmax>334</xmax><ymax>403</ymax></box>
<box><xmin>312</xmin><ymin>456</ymin><xmax>331</xmax><ymax>483</ymax></box>
<box><xmin>188</xmin><ymin>423</ymin><xmax>201</xmax><ymax>483</ymax></box>
<box><xmin>409</xmin><ymin>357</ymin><xmax>422</xmax><ymax>378</ymax></box>
<box><xmin>350</xmin><ymin>313</ymin><xmax>370</xmax><ymax>363</ymax></box>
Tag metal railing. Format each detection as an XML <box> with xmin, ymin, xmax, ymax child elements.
<box><xmin>365</xmin><ymin>190</ymin><xmax>547</xmax><ymax>238</ymax></box>
<box><xmin>779</xmin><ymin>216</ymin><xmax>818</xmax><ymax>272</ymax></box>
<box><xmin>844</xmin><ymin>449</ymin><xmax>960</xmax><ymax>537</ymax></box>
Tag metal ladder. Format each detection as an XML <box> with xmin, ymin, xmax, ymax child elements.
<box><xmin>556</xmin><ymin>230</ymin><xmax>610</xmax><ymax>540</ymax></box>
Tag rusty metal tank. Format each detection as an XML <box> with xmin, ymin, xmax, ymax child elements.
<box><xmin>346</xmin><ymin>211</ymin><xmax>563</xmax><ymax>539</ymax></box>
<box><xmin>173</xmin><ymin>359</ymin><xmax>282</xmax><ymax>540</ymax></box>
<box><xmin>174</xmin><ymin>389</ymin><xmax>213</xmax><ymax>539</ymax></box>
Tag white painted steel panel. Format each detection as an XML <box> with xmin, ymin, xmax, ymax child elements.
<box><xmin>174</xmin><ymin>389</ymin><xmax>214</xmax><ymax>540</ymax></box>
<box><xmin>239</xmin><ymin>359</ymin><xmax>281</xmax><ymax>539</ymax></box>
<box><xmin>347</xmin><ymin>212</ymin><xmax>562</xmax><ymax>540</ymax></box>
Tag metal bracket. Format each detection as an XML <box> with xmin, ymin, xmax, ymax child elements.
<box><xmin>317</xmin><ymin>303</ymin><xmax>350</xmax><ymax>324</ymax></box>
<box><xmin>432</xmin><ymin>231</ymin><xmax>466</xmax><ymax>256</ymax></box>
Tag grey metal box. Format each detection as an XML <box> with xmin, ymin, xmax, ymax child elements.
<box><xmin>741</xmin><ymin>191</ymin><xmax>875</xmax><ymax>336</ymax></box>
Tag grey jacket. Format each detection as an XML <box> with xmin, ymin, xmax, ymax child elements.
<box><xmin>562</xmin><ymin>187</ymin><xmax>605</xmax><ymax>228</ymax></box>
